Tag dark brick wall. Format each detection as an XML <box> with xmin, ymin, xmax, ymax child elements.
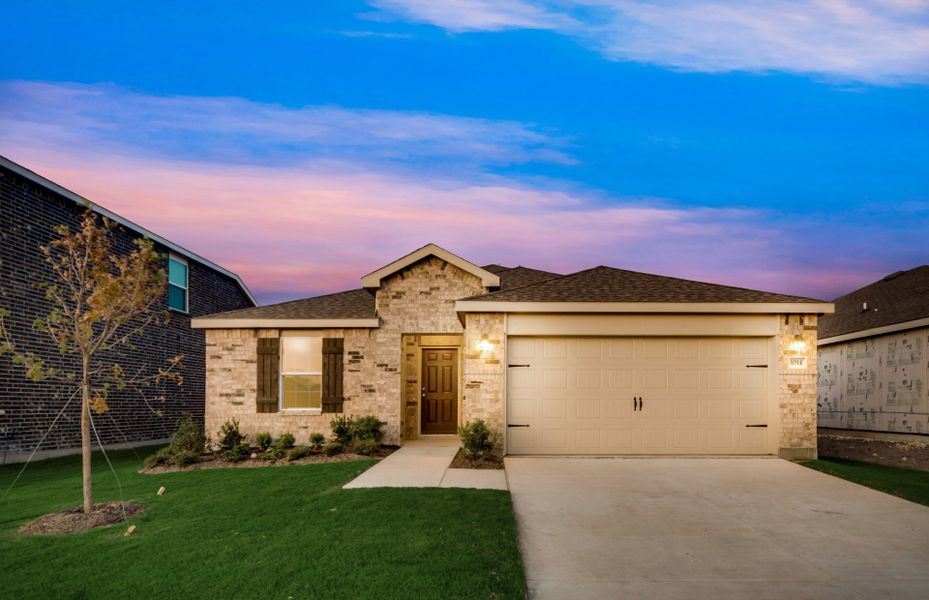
<box><xmin>0</xmin><ymin>165</ymin><xmax>254</xmax><ymax>455</ymax></box>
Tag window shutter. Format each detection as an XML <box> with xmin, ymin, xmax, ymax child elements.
<box><xmin>321</xmin><ymin>338</ymin><xmax>344</xmax><ymax>413</ymax></box>
<box><xmin>256</xmin><ymin>337</ymin><xmax>280</xmax><ymax>413</ymax></box>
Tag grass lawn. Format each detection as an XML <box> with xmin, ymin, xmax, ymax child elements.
<box><xmin>800</xmin><ymin>457</ymin><xmax>929</xmax><ymax>507</ymax></box>
<box><xmin>0</xmin><ymin>447</ymin><xmax>526</xmax><ymax>599</ymax></box>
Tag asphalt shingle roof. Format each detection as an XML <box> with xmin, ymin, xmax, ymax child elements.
<box><xmin>818</xmin><ymin>266</ymin><xmax>929</xmax><ymax>339</ymax></box>
<box><xmin>463</xmin><ymin>266</ymin><xmax>824</xmax><ymax>304</ymax></box>
<box><xmin>201</xmin><ymin>288</ymin><xmax>375</xmax><ymax>320</ymax></box>
<box><xmin>484</xmin><ymin>265</ymin><xmax>562</xmax><ymax>290</ymax></box>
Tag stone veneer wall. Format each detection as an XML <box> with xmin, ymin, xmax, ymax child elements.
<box><xmin>777</xmin><ymin>314</ymin><xmax>819</xmax><ymax>459</ymax></box>
<box><xmin>462</xmin><ymin>314</ymin><xmax>507</xmax><ymax>447</ymax></box>
<box><xmin>375</xmin><ymin>258</ymin><xmax>484</xmax><ymax>443</ymax></box>
<box><xmin>204</xmin><ymin>328</ymin><xmax>378</xmax><ymax>443</ymax></box>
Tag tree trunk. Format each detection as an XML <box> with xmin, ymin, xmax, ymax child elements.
<box><xmin>81</xmin><ymin>353</ymin><xmax>93</xmax><ymax>514</ymax></box>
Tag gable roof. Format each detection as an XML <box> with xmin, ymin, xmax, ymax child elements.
<box><xmin>1</xmin><ymin>155</ymin><xmax>257</xmax><ymax>306</ymax></box>
<box><xmin>192</xmin><ymin>289</ymin><xmax>377</xmax><ymax>328</ymax></box>
<box><xmin>462</xmin><ymin>265</ymin><xmax>825</xmax><ymax>304</ymax></box>
<box><xmin>819</xmin><ymin>266</ymin><xmax>929</xmax><ymax>342</ymax></box>
<box><xmin>361</xmin><ymin>243</ymin><xmax>500</xmax><ymax>289</ymax></box>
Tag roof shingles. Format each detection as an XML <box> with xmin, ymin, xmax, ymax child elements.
<box><xmin>818</xmin><ymin>266</ymin><xmax>929</xmax><ymax>339</ymax></box>
<box><xmin>462</xmin><ymin>266</ymin><xmax>823</xmax><ymax>304</ymax></box>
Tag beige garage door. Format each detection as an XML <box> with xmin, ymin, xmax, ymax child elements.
<box><xmin>506</xmin><ymin>337</ymin><xmax>775</xmax><ymax>455</ymax></box>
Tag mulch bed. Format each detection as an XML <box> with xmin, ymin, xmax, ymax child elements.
<box><xmin>140</xmin><ymin>446</ymin><xmax>397</xmax><ymax>474</ymax></box>
<box><xmin>18</xmin><ymin>502</ymin><xmax>144</xmax><ymax>536</ymax></box>
<box><xmin>818</xmin><ymin>433</ymin><xmax>929</xmax><ymax>471</ymax></box>
<box><xmin>449</xmin><ymin>448</ymin><xmax>504</xmax><ymax>470</ymax></box>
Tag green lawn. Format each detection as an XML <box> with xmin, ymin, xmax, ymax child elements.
<box><xmin>0</xmin><ymin>448</ymin><xmax>526</xmax><ymax>599</ymax></box>
<box><xmin>800</xmin><ymin>457</ymin><xmax>929</xmax><ymax>507</ymax></box>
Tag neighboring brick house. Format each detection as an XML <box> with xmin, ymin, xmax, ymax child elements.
<box><xmin>0</xmin><ymin>156</ymin><xmax>256</xmax><ymax>463</ymax></box>
<box><xmin>194</xmin><ymin>244</ymin><xmax>833</xmax><ymax>459</ymax></box>
<box><xmin>817</xmin><ymin>266</ymin><xmax>929</xmax><ymax>437</ymax></box>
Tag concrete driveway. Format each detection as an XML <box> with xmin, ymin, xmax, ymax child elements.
<box><xmin>506</xmin><ymin>457</ymin><xmax>929</xmax><ymax>599</ymax></box>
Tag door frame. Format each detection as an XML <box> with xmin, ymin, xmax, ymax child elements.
<box><xmin>419</xmin><ymin>345</ymin><xmax>461</xmax><ymax>436</ymax></box>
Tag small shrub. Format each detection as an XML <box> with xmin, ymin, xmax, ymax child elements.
<box><xmin>144</xmin><ymin>447</ymin><xmax>171</xmax><ymax>469</ymax></box>
<box><xmin>255</xmin><ymin>431</ymin><xmax>273</xmax><ymax>451</ymax></box>
<box><xmin>309</xmin><ymin>432</ymin><xmax>326</xmax><ymax>450</ymax></box>
<box><xmin>171</xmin><ymin>414</ymin><xmax>206</xmax><ymax>455</ymax></box>
<box><xmin>218</xmin><ymin>418</ymin><xmax>246</xmax><ymax>452</ymax></box>
<box><xmin>352</xmin><ymin>438</ymin><xmax>379</xmax><ymax>456</ymax></box>
<box><xmin>350</xmin><ymin>415</ymin><xmax>385</xmax><ymax>442</ymax></box>
<box><xmin>458</xmin><ymin>419</ymin><xmax>498</xmax><ymax>460</ymax></box>
<box><xmin>330</xmin><ymin>416</ymin><xmax>354</xmax><ymax>444</ymax></box>
<box><xmin>223</xmin><ymin>442</ymin><xmax>251</xmax><ymax>463</ymax></box>
<box><xmin>260</xmin><ymin>446</ymin><xmax>285</xmax><ymax>462</ymax></box>
<box><xmin>276</xmin><ymin>432</ymin><xmax>296</xmax><ymax>450</ymax></box>
<box><xmin>170</xmin><ymin>448</ymin><xmax>201</xmax><ymax>466</ymax></box>
<box><xmin>323</xmin><ymin>441</ymin><xmax>344</xmax><ymax>456</ymax></box>
<box><xmin>287</xmin><ymin>445</ymin><xmax>314</xmax><ymax>461</ymax></box>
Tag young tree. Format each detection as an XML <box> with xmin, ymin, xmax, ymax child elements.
<box><xmin>0</xmin><ymin>212</ymin><xmax>182</xmax><ymax>513</ymax></box>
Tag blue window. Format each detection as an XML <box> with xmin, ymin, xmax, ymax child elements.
<box><xmin>168</xmin><ymin>255</ymin><xmax>188</xmax><ymax>312</ymax></box>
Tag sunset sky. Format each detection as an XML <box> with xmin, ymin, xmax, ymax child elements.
<box><xmin>3</xmin><ymin>1</ymin><xmax>928</xmax><ymax>304</ymax></box>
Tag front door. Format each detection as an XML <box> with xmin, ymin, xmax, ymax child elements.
<box><xmin>421</xmin><ymin>348</ymin><xmax>458</xmax><ymax>434</ymax></box>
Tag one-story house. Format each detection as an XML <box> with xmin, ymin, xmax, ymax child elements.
<box><xmin>817</xmin><ymin>266</ymin><xmax>929</xmax><ymax>436</ymax></box>
<box><xmin>0</xmin><ymin>156</ymin><xmax>256</xmax><ymax>463</ymax></box>
<box><xmin>192</xmin><ymin>244</ymin><xmax>834</xmax><ymax>458</ymax></box>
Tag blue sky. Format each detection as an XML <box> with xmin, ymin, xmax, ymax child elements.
<box><xmin>2</xmin><ymin>1</ymin><xmax>928</xmax><ymax>303</ymax></box>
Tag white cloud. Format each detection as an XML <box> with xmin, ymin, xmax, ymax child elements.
<box><xmin>0</xmin><ymin>80</ymin><xmax>573</xmax><ymax>169</ymax></box>
<box><xmin>370</xmin><ymin>0</ymin><xmax>929</xmax><ymax>84</ymax></box>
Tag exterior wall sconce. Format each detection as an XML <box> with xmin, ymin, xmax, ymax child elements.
<box><xmin>789</xmin><ymin>334</ymin><xmax>807</xmax><ymax>354</ymax></box>
<box><xmin>477</xmin><ymin>334</ymin><xmax>493</xmax><ymax>353</ymax></box>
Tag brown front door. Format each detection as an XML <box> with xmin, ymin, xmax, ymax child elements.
<box><xmin>421</xmin><ymin>348</ymin><xmax>458</xmax><ymax>434</ymax></box>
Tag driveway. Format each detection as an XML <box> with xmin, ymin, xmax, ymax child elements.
<box><xmin>506</xmin><ymin>457</ymin><xmax>929</xmax><ymax>599</ymax></box>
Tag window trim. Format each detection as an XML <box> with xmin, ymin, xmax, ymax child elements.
<box><xmin>168</xmin><ymin>254</ymin><xmax>189</xmax><ymax>314</ymax></box>
<box><xmin>279</xmin><ymin>337</ymin><xmax>323</xmax><ymax>413</ymax></box>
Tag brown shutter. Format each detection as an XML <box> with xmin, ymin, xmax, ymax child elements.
<box><xmin>256</xmin><ymin>337</ymin><xmax>280</xmax><ymax>413</ymax></box>
<box><xmin>321</xmin><ymin>338</ymin><xmax>344</xmax><ymax>413</ymax></box>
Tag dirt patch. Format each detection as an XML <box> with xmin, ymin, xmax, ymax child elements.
<box><xmin>449</xmin><ymin>448</ymin><xmax>505</xmax><ymax>470</ymax></box>
<box><xmin>140</xmin><ymin>446</ymin><xmax>396</xmax><ymax>474</ymax></box>
<box><xmin>818</xmin><ymin>434</ymin><xmax>929</xmax><ymax>471</ymax></box>
<box><xmin>18</xmin><ymin>501</ymin><xmax>144</xmax><ymax>536</ymax></box>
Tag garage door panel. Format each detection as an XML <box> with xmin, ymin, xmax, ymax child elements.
<box><xmin>576</xmin><ymin>397</ymin><xmax>601</xmax><ymax>419</ymax></box>
<box><xmin>507</xmin><ymin>336</ymin><xmax>774</xmax><ymax>455</ymax></box>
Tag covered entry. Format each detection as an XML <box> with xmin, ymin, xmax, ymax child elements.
<box><xmin>506</xmin><ymin>336</ymin><xmax>777</xmax><ymax>455</ymax></box>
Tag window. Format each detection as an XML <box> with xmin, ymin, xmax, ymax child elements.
<box><xmin>280</xmin><ymin>337</ymin><xmax>323</xmax><ymax>410</ymax></box>
<box><xmin>168</xmin><ymin>255</ymin><xmax>188</xmax><ymax>312</ymax></box>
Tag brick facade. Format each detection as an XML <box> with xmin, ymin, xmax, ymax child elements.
<box><xmin>0</xmin><ymin>164</ymin><xmax>254</xmax><ymax>459</ymax></box>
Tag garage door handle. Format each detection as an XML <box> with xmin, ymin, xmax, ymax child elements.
<box><xmin>508</xmin><ymin>364</ymin><xmax>530</xmax><ymax>368</ymax></box>
<box><xmin>746</xmin><ymin>364</ymin><xmax>768</xmax><ymax>368</ymax></box>
<box><xmin>745</xmin><ymin>424</ymin><xmax>768</xmax><ymax>428</ymax></box>
<box><xmin>508</xmin><ymin>424</ymin><xmax>530</xmax><ymax>428</ymax></box>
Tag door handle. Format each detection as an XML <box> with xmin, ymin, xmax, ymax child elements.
<box><xmin>637</xmin><ymin>397</ymin><xmax>643</xmax><ymax>411</ymax></box>
<box><xmin>633</xmin><ymin>396</ymin><xmax>637</xmax><ymax>411</ymax></box>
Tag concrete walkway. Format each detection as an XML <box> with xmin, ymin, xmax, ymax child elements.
<box><xmin>343</xmin><ymin>438</ymin><xmax>507</xmax><ymax>490</ymax></box>
<box><xmin>507</xmin><ymin>457</ymin><xmax>929</xmax><ymax>600</ymax></box>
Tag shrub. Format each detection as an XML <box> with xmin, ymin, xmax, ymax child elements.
<box><xmin>323</xmin><ymin>441</ymin><xmax>344</xmax><ymax>456</ymax></box>
<box><xmin>223</xmin><ymin>442</ymin><xmax>251</xmax><ymax>463</ymax></box>
<box><xmin>276</xmin><ymin>432</ymin><xmax>296</xmax><ymax>450</ymax></box>
<box><xmin>171</xmin><ymin>414</ymin><xmax>206</xmax><ymax>455</ymax></box>
<box><xmin>144</xmin><ymin>447</ymin><xmax>171</xmax><ymax>469</ymax></box>
<box><xmin>309</xmin><ymin>432</ymin><xmax>326</xmax><ymax>450</ymax></box>
<box><xmin>352</xmin><ymin>438</ymin><xmax>379</xmax><ymax>456</ymax></box>
<box><xmin>171</xmin><ymin>448</ymin><xmax>201</xmax><ymax>466</ymax></box>
<box><xmin>287</xmin><ymin>445</ymin><xmax>314</xmax><ymax>461</ymax></box>
<box><xmin>255</xmin><ymin>431</ymin><xmax>273</xmax><ymax>451</ymax></box>
<box><xmin>218</xmin><ymin>418</ymin><xmax>246</xmax><ymax>452</ymax></box>
<box><xmin>330</xmin><ymin>415</ymin><xmax>354</xmax><ymax>444</ymax></box>
<box><xmin>350</xmin><ymin>415</ymin><xmax>385</xmax><ymax>442</ymax></box>
<box><xmin>260</xmin><ymin>446</ymin><xmax>285</xmax><ymax>462</ymax></box>
<box><xmin>458</xmin><ymin>419</ymin><xmax>498</xmax><ymax>460</ymax></box>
